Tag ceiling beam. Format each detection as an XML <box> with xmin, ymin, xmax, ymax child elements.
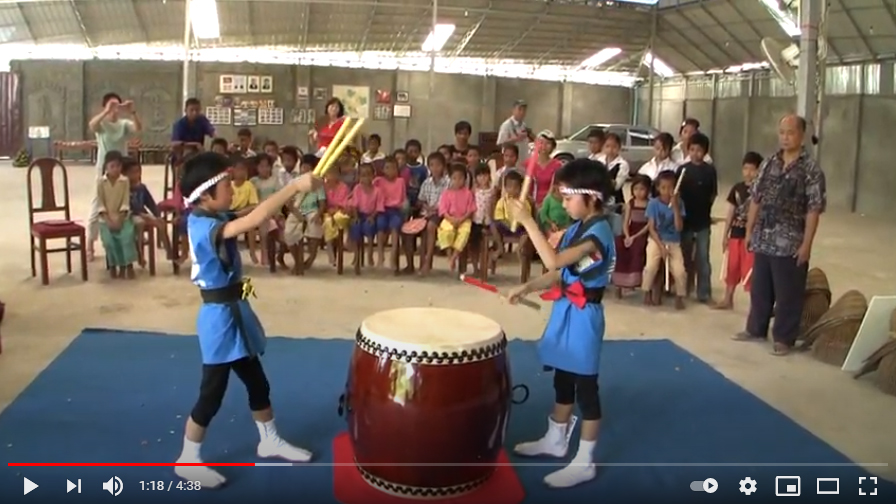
<box><xmin>698</xmin><ymin>2</ymin><xmax>755</xmax><ymax>61</ymax></box>
<box><xmin>13</xmin><ymin>1</ymin><xmax>35</xmax><ymax>43</ymax></box>
<box><xmin>489</xmin><ymin>6</ymin><xmax>549</xmax><ymax>60</ymax></box>
<box><xmin>657</xmin><ymin>16</ymin><xmax>725</xmax><ymax>70</ymax></box>
<box><xmin>128</xmin><ymin>0</ymin><xmax>150</xmax><ymax>42</ymax></box>
<box><xmin>68</xmin><ymin>0</ymin><xmax>93</xmax><ymax>47</ymax></box>
<box><xmin>832</xmin><ymin>0</ymin><xmax>874</xmax><ymax>58</ymax></box>
<box><xmin>300</xmin><ymin>3</ymin><xmax>310</xmax><ymax>50</ymax></box>
<box><xmin>357</xmin><ymin>1</ymin><xmax>378</xmax><ymax>51</ymax></box>
<box><xmin>654</xmin><ymin>33</ymin><xmax>702</xmax><ymax>72</ymax></box>
<box><xmin>448</xmin><ymin>9</ymin><xmax>489</xmax><ymax>61</ymax></box>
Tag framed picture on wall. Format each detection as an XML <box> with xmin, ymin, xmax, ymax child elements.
<box><xmin>248</xmin><ymin>76</ymin><xmax>261</xmax><ymax>93</ymax></box>
<box><xmin>206</xmin><ymin>106</ymin><xmax>232</xmax><ymax>125</ymax></box>
<box><xmin>233</xmin><ymin>108</ymin><xmax>258</xmax><ymax>126</ymax></box>
<box><xmin>373</xmin><ymin>105</ymin><xmax>391</xmax><ymax>120</ymax></box>
<box><xmin>375</xmin><ymin>89</ymin><xmax>391</xmax><ymax>104</ymax></box>
<box><xmin>312</xmin><ymin>87</ymin><xmax>327</xmax><ymax>100</ymax></box>
<box><xmin>396</xmin><ymin>91</ymin><xmax>409</xmax><ymax>103</ymax></box>
<box><xmin>219</xmin><ymin>75</ymin><xmax>235</xmax><ymax>94</ymax></box>
<box><xmin>260</xmin><ymin>76</ymin><xmax>274</xmax><ymax>93</ymax></box>
<box><xmin>232</xmin><ymin>75</ymin><xmax>248</xmax><ymax>93</ymax></box>
<box><xmin>393</xmin><ymin>104</ymin><xmax>411</xmax><ymax>118</ymax></box>
<box><xmin>258</xmin><ymin>108</ymin><xmax>284</xmax><ymax>125</ymax></box>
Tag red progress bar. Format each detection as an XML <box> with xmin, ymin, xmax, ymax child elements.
<box><xmin>8</xmin><ymin>463</ymin><xmax>255</xmax><ymax>466</ymax></box>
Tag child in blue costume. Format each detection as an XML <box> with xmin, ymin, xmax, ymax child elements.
<box><xmin>174</xmin><ymin>152</ymin><xmax>321</xmax><ymax>488</ymax></box>
<box><xmin>505</xmin><ymin>158</ymin><xmax>616</xmax><ymax>489</ymax></box>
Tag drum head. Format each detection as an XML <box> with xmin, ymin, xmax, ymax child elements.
<box><xmin>359</xmin><ymin>308</ymin><xmax>504</xmax><ymax>362</ymax></box>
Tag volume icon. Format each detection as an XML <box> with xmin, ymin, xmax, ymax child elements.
<box><xmin>66</xmin><ymin>479</ymin><xmax>81</xmax><ymax>493</ymax></box>
<box><xmin>102</xmin><ymin>476</ymin><xmax>123</xmax><ymax>496</ymax></box>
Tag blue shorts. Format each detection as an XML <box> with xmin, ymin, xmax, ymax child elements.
<box><xmin>377</xmin><ymin>207</ymin><xmax>404</xmax><ymax>232</ymax></box>
<box><xmin>349</xmin><ymin>213</ymin><xmax>378</xmax><ymax>241</ymax></box>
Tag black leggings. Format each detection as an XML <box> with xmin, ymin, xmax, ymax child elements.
<box><xmin>190</xmin><ymin>357</ymin><xmax>271</xmax><ymax>427</ymax></box>
<box><xmin>553</xmin><ymin>369</ymin><xmax>602</xmax><ymax>421</ymax></box>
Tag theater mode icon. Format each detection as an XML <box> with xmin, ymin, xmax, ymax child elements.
<box><xmin>776</xmin><ymin>476</ymin><xmax>801</xmax><ymax>496</ymax></box>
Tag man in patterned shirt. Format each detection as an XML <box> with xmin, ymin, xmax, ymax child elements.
<box><xmin>736</xmin><ymin>115</ymin><xmax>826</xmax><ymax>355</ymax></box>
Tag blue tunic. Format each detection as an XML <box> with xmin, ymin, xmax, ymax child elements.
<box><xmin>538</xmin><ymin>215</ymin><xmax>616</xmax><ymax>376</ymax></box>
<box><xmin>188</xmin><ymin>209</ymin><xmax>266</xmax><ymax>365</ymax></box>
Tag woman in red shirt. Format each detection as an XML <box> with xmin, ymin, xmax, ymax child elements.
<box><xmin>526</xmin><ymin>130</ymin><xmax>563</xmax><ymax>206</ymax></box>
<box><xmin>309</xmin><ymin>98</ymin><xmax>347</xmax><ymax>156</ymax></box>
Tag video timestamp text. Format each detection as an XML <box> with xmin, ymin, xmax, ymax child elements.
<box><xmin>140</xmin><ymin>480</ymin><xmax>202</xmax><ymax>491</ymax></box>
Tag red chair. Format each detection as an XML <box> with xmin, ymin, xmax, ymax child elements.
<box><xmin>27</xmin><ymin>158</ymin><xmax>88</xmax><ymax>285</ymax></box>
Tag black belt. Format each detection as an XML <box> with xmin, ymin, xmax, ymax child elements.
<box><xmin>582</xmin><ymin>286</ymin><xmax>605</xmax><ymax>304</ymax></box>
<box><xmin>199</xmin><ymin>279</ymin><xmax>260</xmax><ymax>357</ymax></box>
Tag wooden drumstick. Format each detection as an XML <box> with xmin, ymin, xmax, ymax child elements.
<box><xmin>664</xmin><ymin>244</ymin><xmax>671</xmax><ymax>292</ymax></box>
<box><xmin>719</xmin><ymin>250</ymin><xmax>728</xmax><ymax>282</ymax></box>
<box><xmin>511</xmin><ymin>150</ymin><xmax>539</xmax><ymax>232</ymax></box>
<box><xmin>314</xmin><ymin>119</ymin><xmax>365</xmax><ymax>178</ymax></box>
<box><xmin>460</xmin><ymin>275</ymin><xmax>541</xmax><ymax>311</ymax></box>
<box><xmin>669</xmin><ymin>167</ymin><xmax>685</xmax><ymax>207</ymax></box>
<box><xmin>315</xmin><ymin>117</ymin><xmax>353</xmax><ymax>175</ymax></box>
<box><xmin>741</xmin><ymin>267</ymin><xmax>752</xmax><ymax>287</ymax></box>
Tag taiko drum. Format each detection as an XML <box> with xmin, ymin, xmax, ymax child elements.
<box><xmin>339</xmin><ymin>307</ymin><xmax>524</xmax><ymax>498</ymax></box>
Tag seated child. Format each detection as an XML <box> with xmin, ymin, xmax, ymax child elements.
<box><xmin>714</xmin><ymin>151</ymin><xmax>761</xmax><ymax>310</ymax></box>
<box><xmin>373</xmin><ymin>157</ymin><xmax>407</xmax><ymax>270</ymax></box>
<box><xmin>361</xmin><ymin>134</ymin><xmax>386</xmax><ymax>164</ymax></box>
<box><xmin>322</xmin><ymin>172</ymin><xmax>352</xmax><ymax>266</ymax></box>
<box><xmin>235</xmin><ymin>128</ymin><xmax>257</xmax><ymax>159</ymax></box>
<box><xmin>210</xmin><ymin>138</ymin><xmax>229</xmax><ymax>155</ymax></box>
<box><xmin>641</xmin><ymin>171</ymin><xmax>687</xmax><ymax>309</ymax></box>
<box><xmin>401</xmin><ymin>139</ymin><xmax>429</xmax><ymax>213</ymax></box>
<box><xmin>471</xmin><ymin>164</ymin><xmax>500</xmax><ymax>267</ymax></box>
<box><xmin>124</xmin><ymin>157</ymin><xmax>171</xmax><ymax>263</ymax></box>
<box><xmin>416</xmin><ymin>152</ymin><xmax>451</xmax><ymax>275</ymax></box>
<box><xmin>250</xmin><ymin>154</ymin><xmax>283</xmax><ymax>265</ymax></box>
<box><xmin>348</xmin><ymin>163</ymin><xmax>383</xmax><ymax>266</ymax></box>
<box><xmin>231</xmin><ymin>158</ymin><xmax>260</xmax><ymax>263</ymax></box>
<box><xmin>283</xmin><ymin>154</ymin><xmax>326</xmax><ymax>272</ymax></box>
<box><xmin>437</xmin><ymin>163</ymin><xmax>477</xmax><ymax>270</ymax></box>
<box><xmin>393</xmin><ymin>149</ymin><xmax>408</xmax><ymax>173</ymax></box>
<box><xmin>493</xmin><ymin>170</ymin><xmax>533</xmax><ymax>255</ymax></box>
<box><xmin>337</xmin><ymin>155</ymin><xmax>358</xmax><ymax>188</ymax></box>
<box><xmin>97</xmin><ymin>151</ymin><xmax>138</xmax><ymax>279</ymax></box>
<box><xmin>464</xmin><ymin>145</ymin><xmax>481</xmax><ymax>188</ymax></box>
<box><xmin>262</xmin><ymin>140</ymin><xmax>284</xmax><ymax>170</ymax></box>
<box><xmin>539</xmin><ymin>180</ymin><xmax>572</xmax><ymax>247</ymax></box>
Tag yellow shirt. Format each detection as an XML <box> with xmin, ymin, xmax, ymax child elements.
<box><xmin>493</xmin><ymin>196</ymin><xmax>531</xmax><ymax>223</ymax></box>
<box><xmin>231</xmin><ymin>180</ymin><xmax>259</xmax><ymax>210</ymax></box>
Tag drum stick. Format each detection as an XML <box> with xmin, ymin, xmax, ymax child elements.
<box><xmin>719</xmin><ymin>250</ymin><xmax>728</xmax><ymax>282</ymax></box>
<box><xmin>315</xmin><ymin>117</ymin><xmax>353</xmax><ymax>175</ymax></box>
<box><xmin>664</xmin><ymin>245</ymin><xmax>671</xmax><ymax>292</ymax></box>
<box><xmin>669</xmin><ymin>168</ymin><xmax>685</xmax><ymax>208</ymax></box>
<box><xmin>313</xmin><ymin>119</ymin><xmax>365</xmax><ymax>178</ymax></box>
<box><xmin>741</xmin><ymin>267</ymin><xmax>752</xmax><ymax>286</ymax></box>
<box><xmin>511</xmin><ymin>151</ymin><xmax>539</xmax><ymax>232</ymax></box>
<box><xmin>460</xmin><ymin>275</ymin><xmax>541</xmax><ymax>311</ymax></box>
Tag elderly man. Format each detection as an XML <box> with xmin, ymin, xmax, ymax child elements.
<box><xmin>736</xmin><ymin>114</ymin><xmax>826</xmax><ymax>355</ymax></box>
<box><xmin>496</xmin><ymin>100</ymin><xmax>533</xmax><ymax>159</ymax></box>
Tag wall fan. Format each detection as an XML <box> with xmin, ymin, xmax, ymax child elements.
<box><xmin>760</xmin><ymin>38</ymin><xmax>800</xmax><ymax>85</ymax></box>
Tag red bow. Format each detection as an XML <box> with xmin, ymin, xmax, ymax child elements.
<box><xmin>540</xmin><ymin>281</ymin><xmax>587</xmax><ymax>309</ymax></box>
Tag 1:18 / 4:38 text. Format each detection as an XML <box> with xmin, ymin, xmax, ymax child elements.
<box><xmin>140</xmin><ymin>481</ymin><xmax>202</xmax><ymax>491</ymax></box>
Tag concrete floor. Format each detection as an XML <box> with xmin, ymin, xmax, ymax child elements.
<box><xmin>1</xmin><ymin>161</ymin><xmax>894</xmax><ymax>479</ymax></box>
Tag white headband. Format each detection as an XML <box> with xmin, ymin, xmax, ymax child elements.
<box><xmin>559</xmin><ymin>187</ymin><xmax>603</xmax><ymax>200</ymax></box>
<box><xmin>184</xmin><ymin>171</ymin><xmax>230</xmax><ymax>206</ymax></box>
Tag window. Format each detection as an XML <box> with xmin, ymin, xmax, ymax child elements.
<box><xmin>606</xmin><ymin>127</ymin><xmax>628</xmax><ymax>146</ymax></box>
<box><xmin>569</xmin><ymin>125</ymin><xmax>596</xmax><ymax>142</ymax></box>
<box><xmin>629</xmin><ymin>129</ymin><xmax>654</xmax><ymax>147</ymax></box>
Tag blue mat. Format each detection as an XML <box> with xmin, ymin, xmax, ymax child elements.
<box><xmin>0</xmin><ymin>329</ymin><xmax>891</xmax><ymax>503</ymax></box>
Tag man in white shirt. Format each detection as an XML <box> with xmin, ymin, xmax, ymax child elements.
<box><xmin>638</xmin><ymin>132</ymin><xmax>678</xmax><ymax>180</ymax></box>
<box><xmin>496</xmin><ymin>100</ymin><xmax>534</xmax><ymax>159</ymax></box>
<box><xmin>586</xmin><ymin>128</ymin><xmax>605</xmax><ymax>161</ymax></box>
<box><xmin>672</xmin><ymin>117</ymin><xmax>713</xmax><ymax>165</ymax></box>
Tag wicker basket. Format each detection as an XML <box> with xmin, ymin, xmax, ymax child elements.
<box><xmin>799</xmin><ymin>267</ymin><xmax>832</xmax><ymax>339</ymax></box>
<box><xmin>803</xmin><ymin>290</ymin><xmax>867</xmax><ymax>366</ymax></box>
<box><xmin>874</xmin><ymin>349</ymin><xmax>896</xmax><ymax>396</ymax></box>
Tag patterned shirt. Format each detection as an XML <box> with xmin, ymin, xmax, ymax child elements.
<box><xmin>418</xmin><ymin>175</ymin><xmax>451</xmax><ymax>211</ymax></box>
<box><xmin>473</xmin><ymin>187</ymin><xmax>495</xmax><ymax>225</ymax></box>
<box><xmin>726</xmin><ymin>182</ymin><xmax>750</xmax><ymax>239</ymax></box>
<box><xmin>749</xmin><ymin>148</ymin><xmax>826</xmax><ymax>257</ymax></box>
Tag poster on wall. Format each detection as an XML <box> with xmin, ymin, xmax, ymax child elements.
<box><xmin>290</xmin><ymin>108</ymin><xmax>316</xmax><ymax>125</ymax></box>
<box><xmin>232</xmin><ymin>75</ymin><xmax>248</xmax><ymax>93</ymax></box>
<box><xmin>312</xmin><ymin>87</ymin><xmax>327</xmax><ymax>100</ymax></box>
<box><xmin>296</xmin><ymin>86</ymin><xmax>309</xmax><ymax>99</ymax></box>
<box><xmin>396</xmin><ymin>91</ymin><xmax>409</xmax><ymax>103</ymax></box>
<box><xmin>331</xmin><ymin>85</ymin><xmax>370</xmax><ymax>119</ymax></box>
<box><xmin>393</xmin><ymin>104</ymin><xmax>412</xmax><ymax>118</ymax></box>
<box><xmin>373</xmin><ymin>105</ymin><xmax>391</xmax><ymax>121</ymax></box>
<box><xmin>248</xmin><ymin>76</ymin><xmax>261</xmax><ymax>93</ymax></box>
<box><xmin>260</xmin><ymin>76</ymin><xmax>274</xmax><ymax>93</ymax></box>
<box><xmin>232</xmin><ymin>108</ymin><xmax>258</xmax><ymax>126</ymax></box>
<box><xmin>206</xmin><ymin>106</ymin><xmax>232</xmax><ymax>125</ymax></box>
<box><xmin>258</xmin><ymin>108</ymin><xmax>284</xmax><ymax>125</ymax></box>
<box><xmin>219</xmin><ymin>75</ymin><xmax>235</xmax><ymax>94</ymax></box>
<box><xmin>375</xmin><ymin>90</ymin><xmax>391</xmax><ymax>103</ymax></box>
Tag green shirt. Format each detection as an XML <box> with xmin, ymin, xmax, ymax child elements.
<box><xmin>538</xmin><ymin>193</ymin><xmax>571</xmax><ymax>228</ymax></box>
<box><xmin>299</xmin><ymin>188</ymin><xmax>326</xmax><ymax>215</ymax></box>
<box><xmin>95</xmin><ymin>119</ymin><xmax>134</xmax><ymax>177</ymax></box>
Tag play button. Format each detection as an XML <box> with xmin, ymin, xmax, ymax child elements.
<box><xmin>23</xmin><ymin>477</ymin><xmax>38</xmax><ymax>495</ymax></box>
<box><xmin>703</xmin><ymin>478</ymin><xmax>718</xmax><ymax>493</ymax></box>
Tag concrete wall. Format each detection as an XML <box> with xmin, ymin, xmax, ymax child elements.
<box><xmin>11</xmin><ymin>60</ymin><xmax>632</xmax><ymax>155</ymax></box>
<box><xmin>635</xmin><ymin>63</ymin><xmax>895</xmax><ymax>218</ymax></box>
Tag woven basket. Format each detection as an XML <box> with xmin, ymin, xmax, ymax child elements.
<box><xmin>874</xmin><ymin>350</ymin><xmax>896</xmax><ymax>396</ymax></box>
<box><xmin>803</xmin><ymin>290</ymin><xmax>867</xmax><ymax>366</ymax></box>
<box><xmin>800</xmin><ymin>267</ymin><xmax>832</xmax><ymax>339</ymax></box>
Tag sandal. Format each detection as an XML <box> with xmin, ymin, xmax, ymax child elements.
<box><xmin>770</xmin><ymin>342</ymin><xmax>791</xmax><ymax>356</ymax></box>
<box><xmin>731</xmin><ymin>331</ymin><xmax>761</xmax><ymax>341</ymax></box>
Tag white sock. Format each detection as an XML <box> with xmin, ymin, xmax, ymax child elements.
<box><xmin>256</xmin><ymin>420</ymin><xmax>278</xmax><ymax>442</ymax></box>
<box><xmin>178</xmin><ymin>437</ymin><xmax>202</xmax><ymax>462</ymax></box>
<box><xmin>544</xmin><ymin>438</ymin><xmax>598</xmax><ymax>489</ymax></box>
<box><xmin>573</xmin><ymin>440</ymin><xmax>597</xmax><ymax>465</ymax></box>
<box><xmin>255</xmin><ymin>419</ymin><xmax>312</xmax><ymax>462</ymax></box>
<box><xmin>513</xmin><ymin>416</ymin><xmax>572</xmax><ymax>458</ymax></box>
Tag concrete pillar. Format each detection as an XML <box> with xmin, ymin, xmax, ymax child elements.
<box><xmin>796</xmin><ymin>0</ymin><xmax>822</xmax><ymax>135</ymax></box>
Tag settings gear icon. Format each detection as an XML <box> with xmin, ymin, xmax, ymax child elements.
<box><xmin>739</xmin><ymin>477</ymin><xmax>758</xmax><ymax>495</ymax></box>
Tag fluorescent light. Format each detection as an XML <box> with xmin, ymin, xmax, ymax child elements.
<box><xmin>579</xmin><ymin>47</ymin><xmax>622</xmax><ymax>69</ymax></box>
<box><xmin>190</xmin><ymin>0</ymin><xmax>220</xmax><ymax>40</ymax></box>
<box><xmin>643</xmin><ymin>52</ymin><xmax>675</xmax><ymax>77</ymax></box>
<box><xmin>422</xmin><ymin>24</ymin><xmax>456</xmax><ymax>52</ymax></box>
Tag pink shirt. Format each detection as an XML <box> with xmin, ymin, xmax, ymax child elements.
<box><xmin>525</xmin><ymin>157</ymin><xmax>563</xmax><ymax>205</ymax></box>
<box><xmin>438</xmin><ymin>187</ymin><xmax>477</xmax><ymax>219</ymax></box>
<box><xmin>325</xmin><ymin>182</ymin><xmax>350</xmax><ymax>210</ymax></box>
<box><xmin>374</xmin><ymin>176</ymin><xmax>406</xmax><ymax>209</ymax></box>
<box><xmin>350</xmin><ymin>184</ymin><xmax>385</xmax><ymax>215</ymax></box>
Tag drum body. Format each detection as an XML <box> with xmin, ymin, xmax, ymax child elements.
<box><xmin>344</xmin><ymin>307</ymin><xmax>512</xmax><ymax>498</ymax></box>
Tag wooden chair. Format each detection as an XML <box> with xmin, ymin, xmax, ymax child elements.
<box><xmin>27</xmin><ymin>158</ymin><xmax>88</xmax><ymax>285</ymax></box>
<box><xmin>158</xmin><ymin>158</ymin><xmax>184</xmax><ymax>275</ymax></box>
<box><xmin>137</xmin><ymin>224</ymin><xmax>157</xmax><ymax>277</ymax></box>
<box><xmin>479</xmin><ymin>198</ymin><xmax>538</xmax><ymax>283</ymax></box>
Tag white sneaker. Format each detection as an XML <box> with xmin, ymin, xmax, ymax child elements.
<box><xmin>174</xmin><ymin>460</ymin><xmax>227</xmax><ymax>489</ymax></box>
<box><xmin>257</xmin><ymin>438</ymin><xmax>312</xmax><ymax>462</ymax></box>
<box><xmin>544</xmin><ymin>462</ymin><xmax>596</xmax><ymax>488</ymax></box>
<box><xmin>513</xmin><ymin>416</ymin><xmax>577</xmax><ymax>458</ymax></box>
